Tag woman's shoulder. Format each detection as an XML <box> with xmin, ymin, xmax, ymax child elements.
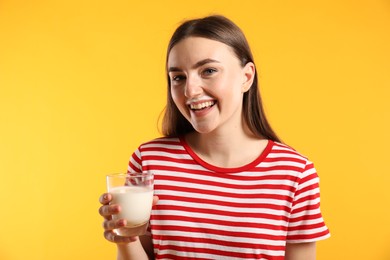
<box><xmin>270</xmin><ymin>141</ymin><xmax>311</xmax><ymax>164</ymax></box>
<box><xmin>138</xmin><ymin>136</ymin><xmax>183</xmax><ymax>149</ymax></box>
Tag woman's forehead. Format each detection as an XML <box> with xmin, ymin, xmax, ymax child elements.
<box><xmin>167</xmin><ymin>37</ymin><xmax>237</xmax><ymax>67</ymax></box>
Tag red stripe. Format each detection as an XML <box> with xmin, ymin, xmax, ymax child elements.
<box><xmin>156</xmin><ymin>254</ymin><xmax>209</xmax><ymax>260</ymax></box>
<box><xmin>142</xmin><ymin>155</ymin><xmax>198</xmax><ymax>164</ymax></box>
<box><xmin>154</xmin><ymin>205</ymin><xmax>289</xmax><ymax>221</ymax></box>
<box><xmin>157</xmin><ymin>175</ymin><xmax>297</xmax><ymax>192</ymax></box>
<box><xmin>141</xmin><ymin>147</ymin><xmax>187</xmax><ymax>154</ymax></box>
<box><xmin>141</xmin><ymin>155</ymin><xmax>307</xmax><ymax>178</ymax></box>
<box><xmin>287</xmin><ymin>229</ymin><xmax>330</xmax><ymax>241</ymax></box>
<box><xmin>155</xmin><ymin>184</ymin><xmax>293</xmax><ymax>199</ymax></box>
<box><xmin>155</xmin><ymin>244</ymin><xmax>284</xmax><ymax>259</ymax></box>
<box><xmin>152</xmin><ymin>225</ymin><xmax>286</xmax><ymax>242</ymax></box>
<box><xmin>160</xmin><ymin>194</ymin><xmax>293</xmax><ymax>210</ymax></box>
<box><xmin>152</xmin><ymin>215</ymin><xmax>288</xmax><ymax>231</ymax></box>
<box><xmin>130</xmin><ymin>152</ymin><xmax>141</xmax><ymax>165</ymax></box>
<box><xmin>153</xmin><ymin>234</ymin><xmax>286</xmax><ymax>250</ymax></box>
<box><xmin>289</xmin><ymin>212</ymin><xmax>324</xmax><ymax>223</ymax></box>
<box><xmin>263</xmin><ymin>156</ymin><xmax>306</xmax><ymax>164</ymax></box>
<box><xmin>293</xmin><ymin>192</ymin><xmax>320</xmax><ymax>207</ymax></box>
<box><xmin>290</xmin><ymin>202</ymin><xmax>321</xmax><ymax>215</ymax></box>
<box><xmin>251</xmin><ymin>165</ymin><xmax>306</xmax><ymax>173</ymax></box>
<box><xmin>299</xmin><ymin>171</ymin><xmax>318</xmax><ymax>185</ymax></box>
<box><xmin>287</xmin><ymin>221</ymin><xmax>326</xmax><ymax>231</ymax></box>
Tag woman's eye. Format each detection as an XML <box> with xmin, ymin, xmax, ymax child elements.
<box><xmin>171</xmin><ymin>75</ymin><xmax>185</xmax><ymax>82</ymax></box>
<box><xmin>202</xmin><ymin>68</ymin><xmax>217</xmax><ymax>76</ymax></box>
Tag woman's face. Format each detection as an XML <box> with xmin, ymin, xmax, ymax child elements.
<box><xmin>167</xmin><ymin>36</ymin><xmax>254</xmax><ymax>135</ymax></box>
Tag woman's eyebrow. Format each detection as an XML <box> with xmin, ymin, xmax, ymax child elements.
<box><xmin>192</xmin><ymin>58</ymin><xmax>220</xmax><ymax>69</ymax></box>
<box><xmin>168</xmin><ymin>58</ymin><xmax>220</xmax><ymax>72</ymax></box>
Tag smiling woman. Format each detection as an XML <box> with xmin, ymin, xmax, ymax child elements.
<box><xmin>98</xmin><ymin>15</ymin><xmax>330</xmax><ymax>260</ymax></box>
<box><xmin>162</xmin><ymin>16</ymin><xmax>279</xmax><ymax>141</ymax></box>
<box><xmin>168</xmin><ymin>37</ymin><xmax>253</xmax><ymax>134</ymax></box>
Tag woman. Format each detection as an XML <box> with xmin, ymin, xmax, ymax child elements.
<box><xmin>99</xmin><ymin>15</ymin><xmax>330</xmax><ymax>260</ymax></box>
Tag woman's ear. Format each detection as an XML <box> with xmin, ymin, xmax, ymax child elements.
<box><xmin>241</xmin><ymin>62</ymin><xmax>255</xmax><ymax>93</ymax></box>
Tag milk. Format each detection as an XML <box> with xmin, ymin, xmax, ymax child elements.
<box><xmin>110</xmin><ymin>186</ymin><xmax>153</xmax><ymax>226</ymax></box>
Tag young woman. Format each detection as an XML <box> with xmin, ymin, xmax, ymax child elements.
<box><xmin>99</xmin><ymin>15</ymin><xmax>330</xmax><ymax>260</ymax></box>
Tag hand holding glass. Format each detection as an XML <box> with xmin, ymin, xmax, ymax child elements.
<box><xmin>106</xmin><ymin>173</ymin><xmax>154</xmax><ymax>237</ymax></box>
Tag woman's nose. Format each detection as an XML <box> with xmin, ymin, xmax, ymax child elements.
<box><xmin>184</xmin><ymin>75</ymin><xmax>203</xmax><ymax>98</ymax></box>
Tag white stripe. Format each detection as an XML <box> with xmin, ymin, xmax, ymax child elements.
<box><xmin>152</xmin><ymin>230</ymin><xmax>286</xmax><ymax>247</ymax></box>
<box><xmin>293</xmin><ymin>196</ymin><xmax>320</xmax><ymax>210</ymax></box>
<box><xmin>289</xmin><ymin>208</ymin><xmax>321</xmax><ymax>219</ymax></box>
<box><xmin>190</xmin><ymin>178</ymin><xmax>297</xmax><ymax>187</ymax></box>
<box><xmin>297</xmin><ymin>175</ymin><xmax>319</xmax><ymax>189</ymax></box>
<box><xmin>260</xmin><ymin>161</ymin><xmax>305</xmax><ymax>168</ymax></box>
<box><xmin>153</xmin><ymin>240</ymin><xmax>285</xmax><ymax>258</ymax></box>
<box><xmin>267</xmin><ymin>152</ymin><xmax>305</xmax><ymax>160</ymax></box>
<box><xmin>154</xmin><ymin>180</ymin><xmax>291</xmax><ymax>196</ymax></box>
<box><xmin>294</xmin><ymin>187</ymin><xmax>320</xmax><ymax>202</ymax></box>
<box><xmin>288</xmin><ymin>217</ymin><xmax>325</xmax><ymax>227</ymax></box>
<box><xmin>152</xmin><ymin>220</ymin><xmax>287</xmax><ymax>236</ymax></box>
<box><xmin>129</xmin><ymin>156</ymin><xmax>141</xmax><ymax>170</ymax></box>
<box><xmin>143</xmin><ymin>160</ymin><xmax>205</xmax><ymax>170</ymax></box>
<box><xmin>156</xmin><ymin>188</ymin><xmax>293</xmax><ymax>204</ymax></box>
<box><xmin>287</xmin><ymin>232</ymin><xmax>330</xmax><ymax>243</ymax></box>
<box><xmin>155</xmin><ymin>248</ymin><xmax>271</xmax><ymax>260</ymax></box>
<box><xmin>145</xmin><ymin>159</ymin><xmax>305</xmax><ymax>169</ymax></box>
<box><xmin>154</xmin><ymin>170</ymin><xmax>298</xmax><ymax>187</ymax></box>
<box><xmin>159</xmin><ymin>200</ymin><xmax>289</xmax><ymax>217</ymax></box>
<box><xmin>286</xmin><ymin>225</ymin><xmax>328</xmax><ymax>236</ymax></box>
<box><xmin>272</xmin><ymin>145</ymin><xmax>298</xmax><ymax>152</ymax></box>
<box><xmin>142</xmin><ymin>151</ymin><xmax>192</xmax><ymax>158</ymax></box>
<box><xmin>155</xmin><ymin>199</ymin><xmax>290</xmax><ymax>216</ymax></box>
<box><xmin>301</xmin><ymin>165</ymin><xmax>316</xmax><ymax>175</ymax></box>
<box><xmin>143</xmin><ymin>143</ymin><xmax>185</xmax><ymax>150</ymax></box>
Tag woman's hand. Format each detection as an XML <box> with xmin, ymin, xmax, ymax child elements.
<box><xmin>98</xmin><ymin>193</ymin><xmax>159</xmax><ymax>244</ymax></box>
<box><xmin>99</xmin><ymin>193</ymin><xmax>138</xmax><ymax>244</ymax></box>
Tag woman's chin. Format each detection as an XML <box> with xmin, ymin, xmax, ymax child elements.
<box><xmin>191</xmin><ymin>123</ymin><xmax>217</xmax><ymax>134</ymax></box>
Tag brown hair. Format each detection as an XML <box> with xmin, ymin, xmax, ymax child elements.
<box><xmin>161</xmin><ymin>15</ymin><xmax>281</xmax><ymax>143</ymax></box>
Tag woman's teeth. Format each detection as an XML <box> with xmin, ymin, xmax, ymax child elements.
<box><xmin>190</xmin><ymin>101</ymin><xmax>215</xmax><ymax>110</ymax></box>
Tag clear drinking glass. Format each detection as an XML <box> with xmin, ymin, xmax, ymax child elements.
<box><xmin>106</xmin><ymin>172</ymin><xmax>154</xmax><ymax>237</ymax></box>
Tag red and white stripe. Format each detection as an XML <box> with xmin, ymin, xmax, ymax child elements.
<box><xmin>128</xmin><ymin>137</ymin><xmax>330</xmax><ymax>259</ymax></box>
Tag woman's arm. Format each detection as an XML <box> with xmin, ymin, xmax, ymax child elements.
<box><xmin>139</xmin><ymin>235</ymin><xmax>155</xmax><ymax>259</ymax></box>
<box><xmin>116</xmin><ymin>235</ymin><xmax>154</xmax><ymax>260</ymax></box>
<box><xmin>285</xmin><ymin>242</ymin><xmax>316</xmax><ymax>260</ymax></box>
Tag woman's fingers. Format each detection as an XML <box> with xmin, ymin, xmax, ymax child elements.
<box><xmin>152</xmin><ymin>195</ymin><xmax>159</xmax><ymax>206</ymax></box>
<box><xmin>99</xmin><ymin>192</ymin><xmax>138</xmax><ymax>244</ymax></box>
<box><xmin>99</xmin><ymin>204</ymin><xmax>121</xmax><ymax>220</ymax></box>
<box><xmin>103</xmin><ymin>218</ymin><xmax>126</xmax><ymax>231</ymax></box>
<box><xmin>99</xmin><ymin>193</ymin><xmax>112</xmax><ymax>205</ymax></box>
<box><xmin>104</xmin><ymin>230</ymin><xmax>138</xmax><ymax>244</ymax></box>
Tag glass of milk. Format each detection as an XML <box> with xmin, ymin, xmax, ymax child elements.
<box><xmin>106</xmin><ymin>172</ymin><xmax>154</xmax><ymax>237</ymax></box>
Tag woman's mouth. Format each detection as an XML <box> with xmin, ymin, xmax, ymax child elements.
<box><xmin>189</xmin><ymin>100</ymin><xmax>216</xmax><ymax>111</ymax></box>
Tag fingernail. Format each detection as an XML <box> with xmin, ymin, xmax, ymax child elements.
<box><xmin>103</xmin><ymin>194</ymin><xmax>108</xmax><ymax>200</ymax></box>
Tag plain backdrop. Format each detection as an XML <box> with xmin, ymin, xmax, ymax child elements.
<box><xmin>1</xmin><ymin>0</ymin><xmax>389</xmax><ymax>259</ymax></box>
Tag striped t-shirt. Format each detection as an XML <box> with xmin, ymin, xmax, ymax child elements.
<box><xmin>128</xmin><ymin>137</ymin><xmax>330</xmax><ymax>260</ymax></box>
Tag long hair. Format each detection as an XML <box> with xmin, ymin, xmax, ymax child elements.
<box><xmin>161</xmin><ymin>15</ymin><xmax>281</xmax><ymax>143</ymax></box>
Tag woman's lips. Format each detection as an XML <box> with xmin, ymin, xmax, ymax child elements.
<box><xmin>189</xmin><ymin>100</ymin><xmax>216</xmax><ymax>110</ymax></box>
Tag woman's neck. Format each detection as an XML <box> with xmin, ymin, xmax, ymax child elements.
<box><xmin>185</xmin><ymin>127</ymin><xmax>268</xmax><ymax>168</ymax></box>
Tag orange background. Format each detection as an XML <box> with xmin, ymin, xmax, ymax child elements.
<box><xmin>0</xmin><ymin>0</ymin><xmax>389</xmax><ymax>259</ymax></box>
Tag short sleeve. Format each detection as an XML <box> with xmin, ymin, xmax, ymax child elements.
<box><xmin>127</xmin><ymin>147</ymin><xmax>143</xmax><ymax>173</ymax></box>
<box><xmin>286</xmin><ymin>161</ymin><xmax>330</xmax><ymax>243</ymax></box>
